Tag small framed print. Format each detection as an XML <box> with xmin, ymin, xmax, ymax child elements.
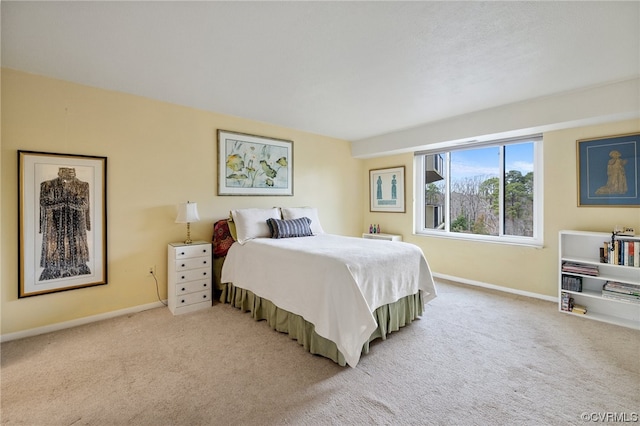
<box><xmin>577</xmin><ymin>133</ymin><xmax>640</xmax><ymax>207</ymax></box>
<box><xmin>370</xmin><ymin>166</ymin><xmax>405</xmax><ymax>213</ymax></box>
<box><xmin>19</xmin><ymin>151</ymin><xmax>108</xmax><ymax>297</ymax></box>
<box><xmin>217</xmin><ymin>130</ymin><xmax>293</xmax><ymax>196</ymax></box>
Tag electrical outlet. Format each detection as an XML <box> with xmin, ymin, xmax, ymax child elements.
<box><xmin>147</xmin><ymin>265</ymin><xmax>156</xmax><ymax>277</ymax></box>
<box><xmin>614</xmin><ymin>226</ymin><xmax>635</xmax><ymax>236</ymax></box>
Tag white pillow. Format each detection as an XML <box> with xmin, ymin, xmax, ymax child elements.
<box><xmin>281</xmin><ymin>207</ymin><xmax>325</xmax><ymax>234</ymax></box>
<box><xmin>231</xmin><ymin>208</ymin><xmax>281</xmax><ymax>244</ymax></box>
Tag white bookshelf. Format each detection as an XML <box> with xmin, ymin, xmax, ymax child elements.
<box><xmin>559</xmin><ymin>230</ymin><xmax>640</xmax><ymax>330</ymax></box>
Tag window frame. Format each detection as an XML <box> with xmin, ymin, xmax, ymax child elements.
<box><xmin>413</xmin><ymin>135</ymin><xmax>544</xmax><ymax>247</ymax></box>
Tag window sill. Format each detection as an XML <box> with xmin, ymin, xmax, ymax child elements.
<box><xmin>413</xmin><ymin>230</ymin><xmax>544</xmax><ymax>248</ymax></box>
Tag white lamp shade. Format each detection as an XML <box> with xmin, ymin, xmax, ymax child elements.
<box><xmin>175</xmin><ymin>202</ymin><xmax>200</xmax><ymax>223</ymax></box>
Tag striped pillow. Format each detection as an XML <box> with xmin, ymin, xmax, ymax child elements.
<box><xmin>267</xmin><ymin>217</ymin><xmax>313</xmax><ymax>239</ymax></box>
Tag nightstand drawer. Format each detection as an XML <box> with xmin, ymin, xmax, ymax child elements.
<box><xmin>175</xmin><ymin>279</ymin><xmax>211</xmax><ymax>296</ymax></box>
<box><xmin>175</xmin><ymin>290</ymin><xmax>210</xmax><ymax>307</ymax></box>
<box><xmin>175</xmin><ymin>257</ymin><xmax>210</xmax><ymax>271</ymax></box>
<box><xmin>175</xmin><ymin>267</ymin><xmax>210</xmax><ymax>283</ymax></box>
<box><xmin>173</xmin><ymin>244</ymin><xmax>210</xmax><ymax>260</ymax></box>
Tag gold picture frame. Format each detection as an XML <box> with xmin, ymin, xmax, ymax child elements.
<box><xmin>577</xmin><ymin>132</ymin><xmax>640</xmax><ymax>207</ymax></box>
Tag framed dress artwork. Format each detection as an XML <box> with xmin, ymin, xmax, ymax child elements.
<box><xmin>18</xmin><ymin>151</ymin><xmax>107</xmax><ymax>297</ymax></box>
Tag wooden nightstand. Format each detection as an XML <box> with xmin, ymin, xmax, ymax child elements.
<box><xmin>167</xmin><ymin>241</ymin><xmax>212</xmax><ymax>315</ymax></box>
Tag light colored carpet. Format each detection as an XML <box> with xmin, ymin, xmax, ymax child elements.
<box><xmin>1</xmin><ymin>280</ymin><xmax>639</xmax><ymax>425</ymax></box>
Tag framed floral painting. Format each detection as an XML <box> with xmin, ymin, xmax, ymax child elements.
<box><xmin>217</xmin><ymin>130</ymin><xmax>293</xmax><ymax>196</ymax></box>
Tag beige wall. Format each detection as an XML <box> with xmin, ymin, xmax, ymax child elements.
<box><xmin>2</xmin><ymin>68</ymin><xmax>639</xmax><ymax>337</ymax></box>
<box><xmin>1</xmin><ymin>69</ymin><xmax>364</xmax><ymax>335</ymax></box>
<box><xmin>364</xmin><ymin>119</ymin><xmax>640</xmax><ymax>297</ymax></box>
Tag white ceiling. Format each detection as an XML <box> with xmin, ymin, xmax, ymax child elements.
<box><xmin>2</xmin><ymin>1</ymin><xmax>639</xmax><ymax>141</ymax></box>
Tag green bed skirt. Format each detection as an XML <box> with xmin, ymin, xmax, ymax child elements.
<box><xmin>217</xmin><ymin>281</ymin><xmax>424</xmax><ymax>366</ymax></box>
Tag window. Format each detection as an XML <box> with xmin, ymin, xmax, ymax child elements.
<box><xmin>414</xmin><ymin>135</ymin><xmax>543</xmax><ymax>246</ymax></box>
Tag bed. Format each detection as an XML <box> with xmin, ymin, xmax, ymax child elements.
<box><xmin>212</xmin><ymin>207</ymin><xmax>437</xmax><ymax>367</ymax></box>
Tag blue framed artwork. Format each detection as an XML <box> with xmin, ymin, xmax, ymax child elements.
<box><xmin>370</xmin><ymin>166</ymin><xmax>405</xmax><ymax>212</ymax></box>
<box><xmin>577</xmin><ymin>132</ymin><xmax>639</xmax><ymax>206</ymax></box>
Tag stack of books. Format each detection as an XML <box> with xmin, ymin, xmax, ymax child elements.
<box><xmin>561</xmin><ymin>291</ymin><xmax>587</xmax><ymax>314</ymax></box>
<box><xmin>602</xmin><ymin>281</ymin><xmax>640</xmax><ymax>303</ymax></box>
<box><xmin>603</xmin><ymin>238</ymin><xmax>640</xmax><ymax>267</ymax></box>
<box><xmin>560</xmin><ymin>292</ymin><xmax>573</xmax><ymax>312</ymax></box>
<box><xmin>561</xmin><ymin>262</ymin><xmax>599</xmax><ymax>276</ymax></box>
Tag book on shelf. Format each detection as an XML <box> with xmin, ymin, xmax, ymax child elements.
<box><xmin>605</xmin><ymin>235</ymin><xmax>640</xmax><ymax>267</ymax></box>
<box><xmin>602</xmin><ymin>281</ymin><xmax>640</xmax><ymax>303</ymax></box>
<box><xmin>603</xmin><ymin>281</ymin><xmax>640</xmax><ymax>295</ymax></box>
<box><xmin>560</xmin><ymin>291</ymin><xmax>573</xmax><ymax>312</ymax></box>
<box><xmin>602</xmin><ymin>292</ymin><xmax>640</xmax><ymax>303</ymax></box>
<box><xmin>571</xmin><ymin>304</ymin><xmax>587</xmax><ymax>314</ymax></box>
<box><xmin>624</xmin><ymin>240</ymin><xmax>640</xmax><ymax>267</ymax></box>
<box><xmin>619</xmin><ymin>240</ymin><xmax>634</xmax><ymax>266</ymax></box>
<box><xmin>561</xmin><ymin>262</ymin><xmax>599</xmax><ymax>276</ymax></box>
<box><xmin>604</xmin><ymin>239</ymin><xmax>622</xmax><ymax>265</ymax></box>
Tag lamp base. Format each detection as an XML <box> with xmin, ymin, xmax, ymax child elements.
<box><xmin>184</xmin><ymin>222</ymin><xmax>193</xmax><ymax>244</ymax></box>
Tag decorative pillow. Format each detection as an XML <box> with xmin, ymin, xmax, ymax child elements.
<box><xmin>212</xmin><ymin>219</ymin><xmax>234</xmax><ymax>258</ymax></box>
<box><xmin>267</xmin><ymin>217</ymin><xmax>313</xmax><ymax>239</ymax></box>
<box><xmin>281</xmin><ymin>207</ymin><xmax>325</xmax><ymax>234</ymax></box>
<box><xmin>227</xmin><ymin>217</ymin><xmax>238</xmax><ymax>241</ymax></box>
<box><xmin>230</xmin><ymin>207</ymin><xmax>281</xmax><ymax>244</ymax></box>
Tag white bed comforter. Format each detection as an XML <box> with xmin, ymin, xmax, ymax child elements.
<box><xmin>221</xmin><ymin>234</ymin><xmax>437</xmax><ymax>367</ymax></box>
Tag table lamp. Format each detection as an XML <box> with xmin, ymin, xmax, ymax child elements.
<box><xmin>175</xmin><ymin>201</ymin><xmax>200</xmax><ymax>244</ymax></box>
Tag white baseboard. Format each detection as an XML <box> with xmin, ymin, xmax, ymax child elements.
<box><xmin>433</xmin><ymin>273</ymin><xmax>557</xmax><ymax>303</ymax></box>
<box><xmin>0</xmin><ymin>300</ymin><xmax>167</xmax><ymax>343</ymax></box>
<box><xmin>1</xmin><ymin>276</ymin><xmax>555</xmax><ymax>342</ymax></box>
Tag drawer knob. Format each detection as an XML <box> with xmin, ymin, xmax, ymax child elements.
<box><xmin>181</xmin><ymin>299</ymin><xmax>185</xmax><ymax>304</ymax></box>
<box><xmin>203</xmin><ymin>261</ymin><xmax>207</xmax><ymax>265</ymax></box>
<box><xmin>180</xmin><ymin>252</ymin><xmax>185</xmax><ymax>255</ymax></box>
<box><xmin>203</xmin><ymin>295</ymin><xmax>207</xmax><ymax>299</ymax></box>
<box><xmin>203</xmin><ymin>249</ymin><xmax>207</xmax><ymax>253</ymax></box>
<box><xmin>181</xmin><ymin>276</ymin><xmax>185</xmax><ymax>279</ymax></box>
<box><xmin>181</xmin><ymin>287</ymin><xmax>185</xmax><ymax>291</ymax></box>
<box><xmin>181</xmin><ymin>264</ymin><xmax>185</xmax><ymax>267</ymax></box>
<box><xmin>203</xmin><ymin>283</ymin><xmax>207</xmax><ymax>287</ymax></box>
